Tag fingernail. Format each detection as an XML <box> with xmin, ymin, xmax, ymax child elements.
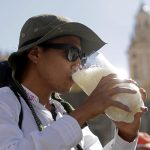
<box><xmin>141</xmin><ymin>107</ymin><xmax>148</xmax><ymax>112</ymax></box>
<box><xmin>132</xmin><ymin>90</ymin><xmax>137</xmax><ymax>93</ymax></box>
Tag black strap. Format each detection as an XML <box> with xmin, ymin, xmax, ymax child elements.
<box><xmin>11</xmin><ymin>77</ymin><xmax>44</xmax><ymax>131</ymax></box>
<box><xmin>9</xmin><ymin>86</ymin><xmax>84</xmax><ymax>149</ymax></box>
<box><xmin>51</xmin><ymin>104</ymin><xmax>57</xmax><ymax>121</ymax></box>
<box><xmin>10</xmin><ymin>86</ymin><xmax>23</xmax><ymax>129</ymax></box>
<box><xmin>51</xmin><ymin>93</ymin><xmax>84</xmax><ymax>150</ymax></box>
<box><xmin>76</xmin><ymin>144</ymin><xmax>83</xmax><ymax>150</ymax></box>
<box><xmin>51</xmin><ymin>93</ymin><xmax>88</xmax><ymax>129</ymax></box>
<box><xmin>19</xmin><ymin>36</ymin><xmax>42</xmax><ymax>48</ymax></box>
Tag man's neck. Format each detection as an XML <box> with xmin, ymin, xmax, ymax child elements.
<box><xmin>21</xmin><ymin>80</ymin><xmax>53</xmax><ymax>106</ymax></box>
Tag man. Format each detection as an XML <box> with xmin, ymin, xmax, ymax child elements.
<box><xmin>0</xmin><ymin>14</ymin><xmax>147</xmax><ymax>150</ymax></box>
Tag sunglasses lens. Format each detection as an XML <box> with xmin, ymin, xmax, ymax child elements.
<box><xmin>67</xmin><ymin>48</ymin><xmax>87</xmax><ymax>66</ymax></box>
<box><xmin>81</xmin><ymin>54</ymin><xmax>87</xmax><ymax>65</ymax></box>
<box><xmin>68</xmin><ymin>49</ymin><xmax>79</xmax><ymax>61</ymax></box>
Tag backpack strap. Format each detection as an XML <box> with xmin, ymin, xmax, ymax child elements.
<box><xmin>51</xmin><ymin>92</ymin><xmax>75</xmax><ymax>113</ymax></box>
<box><xmin>9</xmin><ymin>86</ymin><xmax>23</xmax><ymax>129</ymax></box>
<box><xmin>0</xmin><ymin>61</ymin><xmax>23</xmax><ymax>129</ymax></box>
<box><xmin>51</xmin><ymin>93</ymin><xmax>86</xmax><ymax>150</ymax></box>
<box><xmin>51</xmin><ymin>92</ymin><xmax>88</xmax><ymax>129</ymax></box>
<box><xmin>10</xmin><ymin>78</ymin><xmax>44</xmax><ymax>131</ymax></box>
<box><xmin>0</xmin><ymin>61</ymin><xmax>13</xmax><ymax>87</ymax></box>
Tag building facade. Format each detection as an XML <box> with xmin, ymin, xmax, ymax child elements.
<box><xmin>128</xmin><ymin>4</ymin><xmax>150</xmax><ymax>100</ymax></box>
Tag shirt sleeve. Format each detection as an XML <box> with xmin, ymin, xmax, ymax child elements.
<box><xmin>0</xmin><ymin>95</ymin><xmax>82</xmax><ymax>150</ymax></box>
<box><xmin>82</xmin><ymin>126</ymin><xmax>103</xmax><ymax>150</ymax></box>
<box><xmin>103</xmin><ymin>129</ymin><xmax>138</xmax><ymax>150</ymax></box>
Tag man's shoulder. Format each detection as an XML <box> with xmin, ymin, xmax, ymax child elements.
<box><xmin>0</xmin><ymin>86</ymin><xmax>21</xmax><ymax>122</ymax></box>
<box><xmin>0</xmin><ymin>86</ymin><xmax>20</xmax><ymax>107</ymax></box>
<box><xmin>0</xmin><ymin>86</ymin><xmax>12</xmax><ymax>96</ymax></box>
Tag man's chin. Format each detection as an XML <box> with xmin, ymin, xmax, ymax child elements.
<box><xmin>58</xmin><ymin>86</ymin><xmax>72</xmax><ymax>94</ymax></box>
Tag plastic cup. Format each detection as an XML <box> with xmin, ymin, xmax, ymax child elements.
<box><xmin>72</xmin><ymin>52</ymin><xmax>145</xmax><ymax>123</ymax></box>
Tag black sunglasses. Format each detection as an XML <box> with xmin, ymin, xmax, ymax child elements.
<box><xmin>38</xmin><ymin>43</ymin><xmax>87</xmax><ymax>65</ymax></box>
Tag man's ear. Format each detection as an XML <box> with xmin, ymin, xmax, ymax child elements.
<box><xmin>28</xmin><ymin>46</ymin><xmax>42</xmax><ymax>64</ymax></box>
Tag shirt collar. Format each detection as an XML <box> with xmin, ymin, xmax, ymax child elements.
<box><xmin>22</xmin><ymin>85</ymin><xmax>39</xmax><ymax>103</ymax></box>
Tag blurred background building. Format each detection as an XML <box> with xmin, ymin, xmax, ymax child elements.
<box><xmin>0</xmin><ymin>51</ymin><xmax>9</xmax><ymax>61</ymax></box>
<box><xmin>128</xmin><ymin>3</ymin><xmax>150</xmax><ymax>137</ymax></box>
<box><xmin>0</xmin><ymin>2</ymin><xmax>150</xmax><ymax>147</ymax></box>
<box><xmin>128</xmin><ymin>3</ymin><xmax>150</xmax><ymax>100</ymax></box>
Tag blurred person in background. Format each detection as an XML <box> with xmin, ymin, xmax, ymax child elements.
<box><xmin>136</xmin><ymin>132</ymin><xmax>150</xmax><ymax>150</ymax></box>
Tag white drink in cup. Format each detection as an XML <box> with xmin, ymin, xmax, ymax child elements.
<box><xmin>72</xmin><ymin>53</ymin><xmax>145</xmax><ymax>123</ymax></box>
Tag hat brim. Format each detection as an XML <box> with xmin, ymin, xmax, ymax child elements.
<box><xmin>9</xmin><ymin>22</ymin><xmax>106</xmax><ymax>68</ymax></box>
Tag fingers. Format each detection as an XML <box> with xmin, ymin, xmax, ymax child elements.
<box><xmin>97</xmin><ymin>73</ymin><xmax>117</xmax><ymax>88</ymax></box>
<box><xmin>95</xmin><ymin>75</ymin><xmax>138</xmax><ymax>102</ymax></box>
<box><xmin>110</xmin><ymin>100</ymin><xmax>131</xmax><ymax>112</ymax></box>
<box><xmin>97</xmin><ymin>74</ymin><xmax>138</xmax><ymax>91</ymax></box>
<box><xmin>140</xmin><ymin>106</ymin><xmax>148</xmax><ymax>113</ymax></box>
<box><xmin>90</xmin><ymin>74</ymin><xmax>148</xmax><ymax>119</ymax></box>
<box><xmin>127</xmin><ymin>79</ymin><xmax>147</xmax><ymax>100</ymax></box>
<box><xmin>102</xmin><ymin>78</ymin><xmax>134</xmax><ymax>90</ymax></box>
<box><xmin>128</xmin><ymin>79</ymin><xmax>139</xmax><ymax>87</ymax></box>
<box><xmin>108</xmin><ymin>86</ymin><xmax>137</xmax><ymax>96</ymax></box>
<box><xmin>140</xmin><ymin>88</ymin><xmax>147</xmax><ymax>100</ymax></box>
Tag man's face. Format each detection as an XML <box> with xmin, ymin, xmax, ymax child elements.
<box><xmin>31</xmin><ymin>36</ymin><xmax>81</xmax><ymax>93</ymax></box>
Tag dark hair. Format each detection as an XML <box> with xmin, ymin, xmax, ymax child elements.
<box><xmin>14</xmin><ymin>51</ymin><xmax>29</xmax><ymax>82</ymax></box>
<box><xmin>12</xmin><ymin>41</ymin><xmax>56</xmax><ymax>82</ymax></box>
<box><xmin>0</xmin><ymin>61</ymin><xmax>12</xmax><ymax>87</ymax></box>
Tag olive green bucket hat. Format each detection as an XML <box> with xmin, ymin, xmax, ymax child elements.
<box><xmin>8</xmin><ymin>14</ymin><xmax>105</xmax><ymax>69</ymax></box>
